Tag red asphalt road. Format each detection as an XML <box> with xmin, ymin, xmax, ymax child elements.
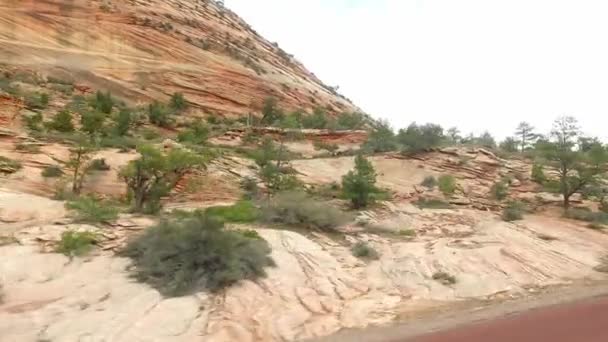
<box><xmin>411</xmin><ymin>297</ymin><xmax>608</xmax><ymax>342</ymax></box>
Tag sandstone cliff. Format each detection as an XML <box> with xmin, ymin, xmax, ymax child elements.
<box><xmin>0</xmin><ymin>0</ymin><xmax>358</xmax><ymax>118</ymax></box>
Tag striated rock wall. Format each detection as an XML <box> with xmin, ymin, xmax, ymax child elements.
<box><xmin>0</xmin><ymin>0</ymin><xmax>359</xmax><ymax>118</ymax></box>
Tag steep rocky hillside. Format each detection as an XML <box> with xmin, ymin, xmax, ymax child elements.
<box><xmin>0</xmin><ymin>0</ymin><xmax>357</xmax><ymax>117</ymax></box>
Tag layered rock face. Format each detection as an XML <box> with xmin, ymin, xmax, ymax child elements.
<box><xmin>0</xmin><ymin>0</ymin><xmax>358</xmax><ymax>117</ymax></box>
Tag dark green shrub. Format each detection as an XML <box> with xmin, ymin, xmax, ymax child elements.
<box><xmin>491</xmin><ymin>181</ymin><xmax>509</xmax><ymax>201</ymax></box>
<box><xmin>351</xmin><ymin>242</ymin><xmax>379</xmax><ymax>260</ymax></box>
<box><xmin>91</xmin><ymin>90</ymin><xmax>114</xmax><ymax>114</ymax></box>
<box><xmin>56</xmin><ymin>230</ymin><xmax>97</xmax><ymax>257</ymax></box>
<box><xmin>65</xmin><ymin>196</ymin><xmax>119</xmax><ymax>224</ymax></box>
<box><xmin>42</xmin><ymin>165</ymin><xmax>63</xmax><ymax>178</ymax></box>
<box><xmin>205</xmin><ymin>200</ymin><xmax>259</xmax><ymax>223</ymax></box>
<box><xmin>421</xmin><ymin>176</ymin><xmax>437</xmax><ymax>189</ymax></box>
<box><xmin>121</xmin><ymin>214</ymin><xmax>275</xmax><ymax>296</ymax></box>
<box><xmin>432</xmin><ymin>271</ymin><xmax>457</xmax><ymax>285</ymax></box>
<box><xmin>261</xmin><ymin>191</ymin><xmax>351</xmax><ymax>231</ymax></box>
<box><xmin>47</xmin><ymin>110</ymin><xmax>75</xmax><ymax>132</ymax></box>
<box><xmin>438</xmin><ymin>175</ymin><xmax>457</xmax><ymax>196</ymax></box>
<box><xmin>113</xmin><ymin>108</ymin><xmax>133</xmax><ymax>136</ymax></box>
<box><xmin>502</xmin><ymin>201</ymin><xmax>525</xmax><ymax>221</ymax></box>
<box><xmin>342</xmin><ymin>154</ymin><xmax>379</xmax><ymax>209</ymax></box>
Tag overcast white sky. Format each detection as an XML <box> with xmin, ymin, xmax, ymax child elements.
<box><xmin>226</xmin><ymin>0</ymin><xmax>608</xmax><ymax>141</ymax></box>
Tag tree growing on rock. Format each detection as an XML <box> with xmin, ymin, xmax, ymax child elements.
<box><xmin>67</xmin><ymin>137</ymin><xmax>95</xmax><ymax>195</ymax></box>
<box><xmin>120</xmin><ymin>145</ymin><xmax>207</xmax><ymax>213</ymax></box>
<box><xmin>363</xmin><ymin>120</ymin><xmax>398</xmax><ymax>153</ymax></box>
<box><xmin>260</xmin><ymin>97</ymin><xmax>283</xmax><ymax>126</ymax></box>
<box><xmin>397</xmin><ymin>123</ymin><xmax>444</xmax><ymax>153</ymax></box>
<box><xmin>446</xmin><ymin>127</ymin><xmax>461</xmax><ymax>144</ymax></box>
<box><xmin>342</xmin><ymin>154</ymin><xmax>378</xmax><ymax>209</ymax></box>
<box><xmin>539</xmin><ymin>116</ymin><xmax>608</xmax><ymax>208</ymax></box>
<box><xmin>514</xmin><ymin>122</ymin><xmax>538</xmax><ymax>153</ymax></box>
<box><xmin>499</xmin><ymin>137</ymin><xmax>519</xmax><ymax>153</ymax></box>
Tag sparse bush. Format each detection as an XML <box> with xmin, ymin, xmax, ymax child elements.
<box><xmin>531</xmin><ymin>163</ymin><xmax>546</xmax><ymax>184</ymax></box>
<box><xmin>177</xmin><ymin>120</ymin><xmax>209</xmax><ymax>145</ymax></box>
<box><xmin>438</xmin><ymin>175</ymin><xmax>457</xmax><ymax>196</ymax></box>
<box><xmin>24</xmin><ymin>92</ymin><xmax>49</xmax><ymax>110</ymax></box>
<box><xmin>88</xmin><ymin>158</ymin><xmax>111</xmax><ymax>171</ymax></box>
<box><xmin>594</xmin><ymin>254</ymin><xmax>608</xmax><ymax>273</ymax></box>
<box><xmin>41</xmin><ymin>165</ymin><xmax>63</xmax><ymax>178</ymax></box>
<box><xmin>587</xmin><ymin>222</ymin><xmax>606</xmax><ymax>230</ymax></box>
<box><xmin>336</xmin><ymin>112</ymin><xmax>365</xmax><ymax>130</ymax></box>
<box><xmin>98</xmin><ymin>135</ymin><xmax>139</xmax><ymax>151</ymax></box>
<box><xmin>261</xmin><ymin>191</ymin><xmax>351</xmax><ymax>231</ymax></box>
<box><xmin>22</xmin><ymin>111</ymin><xmax>43</xmax><ymax>131</ymax></box>
<box><xmin>148</xmin><ymin>101</ymin><xmax>171</xmax><ymax>127</ymax></box>
<box><xmin>240</xmin><ymin>177</ymin><xmax>259</xmax><ymax>200</ymax></box>
<box><xmin>65</xmin><ymin>196</ymin><xmax>119</xmax><ymax>224</ymax></box>
<box><xmin>113</xmin><ymin>108</ymin><xmax>133</xmax><ymax>136</ymax></box>
<box><xmin>415</xmin><ymin>198</ymin><xmax>452</xmax><ymax>209</ymax></box>
<box><xmin>260</xmin><ymin>97</ymin><xmax>283</xmax><ymax>125</ymax></box>
<box><xmin>313</xmin><ymin>140</ymin><xmax>339</xmax><ymax>154</ymax></box>
<box><xmin>351</xmin><ymin>242</ymin><xmax>380</xmax><ymax>260</ymax></box>
<box><xmin>205</xmin><ymin>200</ymin><xmax>259</xmax><ymax>223</ymax></box>
<box><xmin>47</xmin><ymin>110</ymin><xmax>75</xmax><ymax>132</ymax></box>
<box><xmin>91</xmin><ymin>90</ymin><xmax>114</xmax><ymax>114</ymax></box>
<box><xmin>421</xmin><ymin>176</ymin><xmax>437</xmax><ymax>189</ymax></box>
<box><xmin>80</xmin><ymin>110</ymin><xmax>106</xmax><ymax>136</ymax></box>
<box><xmin>56</xmin><ymin>230</ymin><xmax>97</xmax><ymax>257</ymax></box>
<box><xmin>502</xmin><ymin>201</ymin><xmax>525</xmax><ymax>221</ymax></box>
<box><xmin>301</xmin><ymin>107</ymin><xmax>329</xmax><ymax>129</ymax></box>
<box><xmin>121</xmin><ymin>214</ymin><xmax>275</xmax><ymax>296</ymax></box>
<box><xmin>432</xmin><ymin>271</ymin><xmax>457</xmax><ymax>285</ymax></box>
<box><xmin>398</xmin><ymin>229</ymin><xmax>417</xmax><ymax>237</ymax></box>
<box><xmin>0</xmin><ymin>156</ymin><xmax>22</xmax><ymax>173</ymax></box>
<box><xmin>169</xmin><ymin>92</ymin><xmax>187</xmax><ymax>111</ymax></box>
<box><xmin>15</xmin><ymin>142</ymin><xmax>41</xmax><ymax>153</ymax></box>
<box><xmin>491</xmin><ymin>181</ymin><xmax>509</xmax><ymax>201</ymax></box>
<box><xmin>564</xmin><ymin>208</ymin><xmax>608</xmax><ymax>224</ymax></box>
<box><xmin>237</xmin><ymin>229</ymin><xmax>263</xmax><ymax>240</ymax></box>
<box><xmin>47</xmin><ymin>76</ymin><xmax>74</xmax><ymax>85</ymax></box>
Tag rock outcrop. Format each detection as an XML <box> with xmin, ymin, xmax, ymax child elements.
<box><xmin>0</xmin><ymin>0</ymin><xmax>358</xmax><ymax>118</ymax></box>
